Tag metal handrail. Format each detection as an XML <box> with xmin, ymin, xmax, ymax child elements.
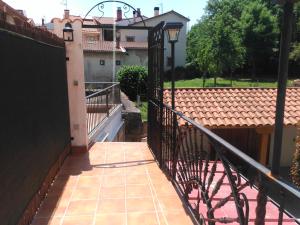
<box><xmin>163</xmin><ymin>102</ymin><xmax>300</xmax><ymax>199</ymax></box>
<box><xmin>148</xmin><ymin>99</ymin><xmax>300</xmax><ymax>224</ymax></box>
<box><xmin>86</xmin><ymin>83</ymin><xmax>121</xmax><ymax>139</ymax></box>
<box><xmin>86</xmin><ymin>83</ymin><xmax>120</xmax><ymax>99</ymax></box>
<box><xmin>156</xmin><ymin>100</ymin><xmax>300</xmax><ymax>200</ymax></box>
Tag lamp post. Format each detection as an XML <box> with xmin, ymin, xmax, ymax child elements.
<box><xmin>163</xmin><ymin>22</ymin><xmax>183</xmax><ymax>178</ymax></box>
<box><xmin>163</xmin><ymin>22</ymin><xmax>183</xmax><ymax>110</ymax></box>
<box><xmin>63</xmin><ymin>22</ymin><xmax>74</xmax><ymax>42</ymax></box>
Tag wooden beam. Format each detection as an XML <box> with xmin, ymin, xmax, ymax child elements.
<box><xmin>256</xmin><ymin>126</ymin><xmax>274</xmax><ymax>165</ymax></box>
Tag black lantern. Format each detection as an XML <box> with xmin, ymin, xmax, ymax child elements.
<box><xmin>163</xmin><ymin>22</ymin><xmax>183</xmax><ymax>43</ymax></box>
<box><xmin>63</xmin><ymin>22</ymin><xmax>74</xmax><ymax>42</ymax></box>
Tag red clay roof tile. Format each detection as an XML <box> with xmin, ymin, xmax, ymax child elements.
<box><xmin>164</xmin><ymin>88</ymin><xmax>300</xmax><ymax>127</ymax></box>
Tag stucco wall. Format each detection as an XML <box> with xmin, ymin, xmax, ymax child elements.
<box><xmin>84</xmin><ymin>52</ymin><xmax>123</xmax><ymax>82</ymax></box>
<box><xmin>123</xmin><ymin>49</ymin><xmax>148</xmax><ymax>67</ymax></box>
<box><xmin>269</xmin><ymin>125</ymin><xmax>297</xmax><ymax>167</ymax></box>
<box><xmin>133</xmin><ymin>12</ymin><xmax>188</xmax><ymax>70</ymax></box>
<box><xmin>84</xmin><ymin>49</ymin><xmax>148</xmax><ymax>82</ymax></box>
<box><xmin>52</xmin><ymin>18</ymin><xmax>88</xmax><ymax>149</ymax></box>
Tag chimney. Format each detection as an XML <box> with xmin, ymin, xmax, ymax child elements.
<box><xmin>137</xmin><ymin>8</ymin><xmax>141</xmax><ymax>17</ymax></box>
<box><xmin>133</xmin><ymin>11</ymin><xmax>136</xmax><ymax>22</ymax></box>
<box><xmin>154</xmin><ymin>7</ymin><xmax>159</xmax><ymax>16</ymax></box>
<box><xmin>116</xmin><ymin>7</ymin><xmax>122</xmax><ymax>21</ymax></box>
<box><xmin>64</xmin><ymin>9</ymin><xmax>70</xmax><ymax>19</ymax></box>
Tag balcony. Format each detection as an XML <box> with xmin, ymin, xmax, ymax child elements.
<box><xmin>31</xmin><ymin>142</ymin><xmax>194</xmax><ymax>225</ymax></box>
<box><xmin>147</xmin><ymin>101</ymin><xmax>300</xmax><ymax>225</ymax></box>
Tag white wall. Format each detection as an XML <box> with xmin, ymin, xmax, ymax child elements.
<box><xmin>123</xmin><ymin>49</ymin><xmax>148</xmax><ymax>67</ymax></box>
<box><xmin>52</xmin><ymin>18</ymin><xmax>89</xmax><ymax>150</ymax></box>
<box><xmin>269</xmin><ymin>125</ymin><xmax>297</xmax><ymax>167</ymax></box>
<box><xmin>84</xmin><ymin>52</ymin><xmax>123</xmax><ymax>82</ymax></box>
<box><xmin>133</xmin><ymin>12</ymin><xmax>188</xmax><ymax>70</ymax></box>
<box><xmin>84</xmin><ymin>50</ymin><xmax>148</xmax><ymax>82</ymax></box>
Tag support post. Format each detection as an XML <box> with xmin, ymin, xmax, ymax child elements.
<box><xmin>171</xmin><ymin>42</ymin><xmax>177</xmax><ymax>178</ymax></box>
<box><xmin>271</xmin><ymin>1</ymin><xmax>294</xmax><ymax>175</ymax></box>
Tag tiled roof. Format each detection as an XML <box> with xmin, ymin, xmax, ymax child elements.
<box><xmin>83</xmin><ymin>40</ymin><xmax>124</xmax><ymax>53</ymax></box>
<box><xmin>83</xmin><ymin>40</ymin><xmax>147</xmax><ymax>52</ymax></box>
<box><xmin>164</xmin><ymin>88</ymin><xmax>300</xmax><ymax>127</ymax></box>
<box><xmin>120</xmin><ymin>41</ymin><xmax>148</xmax><ymax>49</ymax></box>
<box><xmin>82</xmin><ymin>19</ymin><xmax>99</xmax><ymax>33</ymax></box>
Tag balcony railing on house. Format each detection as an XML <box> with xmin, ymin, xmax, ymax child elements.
<box><xmin>85</xmin><ymin>82</ymin><xmax>121</xmax><ymax>137</ymax></box>
<box><xmin>148</xmin><ymin>100</ymin><xmax>300</xmax><ymax>225</ymax></box>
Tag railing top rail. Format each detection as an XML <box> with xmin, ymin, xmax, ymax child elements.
<box><xmin>85</xmin><ymin>82</ymin><xmax>120</xmax><ymax>84</ymax></box>
<box><xmin>86</xmin><ymin>83</ymin><xmax>119</xmax><ymax>99</ymax></box>
<box><xmin>153</xmin><ymin>100</ymin><xmax>300</xmax><ymax>200</ymax></box>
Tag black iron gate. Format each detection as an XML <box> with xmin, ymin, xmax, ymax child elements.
<box><xmin>147</xmin><ymin>22</ymin><xmax>165</xmax><ymax>165</ymax></box>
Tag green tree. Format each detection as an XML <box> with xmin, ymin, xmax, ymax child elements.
<box><xmin>187</xmin><ymin>0</ymin><xmax>246</xmax><ymax>85</ymax></box>
<box><xmin>290</xmin><ymin>2</ymin><xmax>300</xmax><ymax>63</ymax></box>
<box><xmin>240</xmin><ymin>0</ymin><xmax>279</xmax><ymax>80</ymax></box>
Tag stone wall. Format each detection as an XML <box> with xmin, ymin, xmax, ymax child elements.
<box><xmin>121</xmin><ymin>93</ymin><xmax>143</xmax><ymax>141</ymax></box>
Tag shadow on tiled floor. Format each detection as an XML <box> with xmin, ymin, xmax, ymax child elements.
<box><xmin>31</xmin><ymin>142</ymin><xmax>194</xmax><ymax>225</ymax></box>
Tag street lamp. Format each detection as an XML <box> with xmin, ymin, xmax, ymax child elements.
<box><xmin>163</xmin><ymin>22</ymin><xmax>183</xmax><ymax>179</ymax></box>
<box><xmin>63</xmin><ymin>22</ymin><xmax>74</xmax><ymax>42</ymax></box>
<box><xmin>163</xmin><ymin>22</ymin><xmax>183</xmax><ymax>110</ymax></box>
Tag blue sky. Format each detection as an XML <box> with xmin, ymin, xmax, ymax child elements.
<box><xmin>4</xmin><ymin>0</ymin><xmax>207</xmax><ymax>28</ymax></box>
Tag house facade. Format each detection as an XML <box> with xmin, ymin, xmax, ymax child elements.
<box><xmin>48</xmin><ymin>7</ymin><xmax>189</xmax><ymax>82</ymax></box>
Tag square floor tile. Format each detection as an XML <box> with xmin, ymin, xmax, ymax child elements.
<box><xmin>100</xmin><ymin>186</ymin><xmax>125</xmax><ymax>199</ymax></box>
<box><xmin>62</xmin><ymin>215</ymin><xmax>94</xmax><ymax>225</ymax></box>
<box><xmin>71</xmin><ymin>187</ymin><xmax>99</xmax><ymax>200</ymax></box>
<box><xmin>126</xmin><ymin>197</ymin><xmax>155</xmax><ymax>212</ymax></box>
<box><xmin>65</xmin><ymin>200</ymin><xmax>97</xmax><ymax>216</ymax></box>
<box><xmin>95</xmin><ymin>213</ymin><xmax>126</xmax><ymax>225</ymax></box>
<box><xmin>77</xmin><ymin>176</ymin><xmax>101</xmax><ymax>188</ymax></box>
<box><xmin>103</xmin><ymin>175</ymin><xmax>124</xmax><ymax>187</ymax></box>
<box><xmin>97</xmin><ymin>198</ymin><xmax>125</xmax><ymax>214</ymax></box>
<box><xmin>126</xmin><ymin>184</ymin><xmax>152</xmax><ymax>198</ymax></box>
<box><xmin>127</xmin><ymin>212</ymin><xmax>159</xmax><ymax>225</ymax></box>
<box><xmin>126</xmin><ymin>174</ymin><xmax>149</xmax><ymax>185</ymax></box>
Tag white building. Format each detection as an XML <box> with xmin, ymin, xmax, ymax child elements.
<box><xmin>82</xmin><ymin>7</ymin><xmax>189</xmax><ymax>82</ymax></box>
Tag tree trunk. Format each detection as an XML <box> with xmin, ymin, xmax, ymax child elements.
<box><xmin>251</xmin><ymin>58</ymin><xmax>256</xmax><ymax>83</ymax></box>
<box><xmin>214</xmin><ymin>74</ymin><xmax>217</xmax><ymax>87</ymax></box>
<box><xmin>230</xmin><ymin>69</ymin><xmax>233</xmax><ymax>87</ymax></box>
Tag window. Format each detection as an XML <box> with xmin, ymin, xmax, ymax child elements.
<box><xmin>87</xmin><ymin>36</ymin><xmax>96</xmax><ymax>43</ymax></box>
<box><xmin>116</xmin><ymin>60</ymin><xmax>121</xmax><ymax>66</ymax></box>
<box><xmin>167</xmin><ymin>57</ymin><xmax>172</xmax><ymax>67</ymax></box>
<box><xmin>126</xmin><ymin>36</ymin><xmax>135</xmax><ymax>42</ymax></box>
<box><xmin>100</xmin><ymin>60</ymin><xmax>105</xmax><ymax>65</ymax></box>
<box><xmin>103</xmin><ymin>29</ymin><xmax>113</xmax><ymax>41</ymax></box>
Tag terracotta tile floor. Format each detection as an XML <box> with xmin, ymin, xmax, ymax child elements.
<box><xmin>31</xmin><ymin>142</ymin><xmax>194</xmax><ymax>225</ymax></box>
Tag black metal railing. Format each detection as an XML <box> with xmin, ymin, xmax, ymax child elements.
<box><xmin>86</xmin><ymin>82</ymin><xmax>121</xmax><ymax>136</ymax></box>
<box><xmin>148</xmin><ymin>100</ymin><xmax>300</xmax><ymax>225</ymax></box>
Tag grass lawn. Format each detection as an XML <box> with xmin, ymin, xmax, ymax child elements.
<box><xmin>164</xmin><ymin>77</ymin><xmax>294</xmax><ymax>88</ymax></box>
<box><xmin>137</xmin><ymin>102</ymin><xmax>148</xmax><ymax>122</ymax></box>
